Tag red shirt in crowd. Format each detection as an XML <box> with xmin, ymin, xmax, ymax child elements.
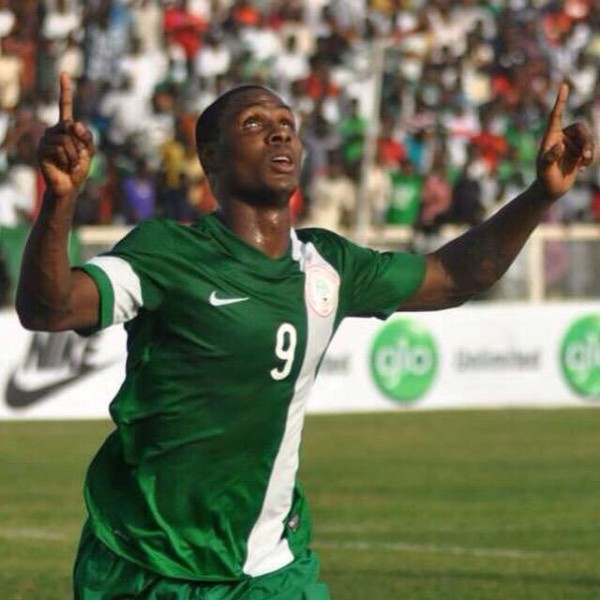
<box><xmin>164</xmin><ymin>6</ymin><xmax>207</xmax><ymax>59</ymax></box>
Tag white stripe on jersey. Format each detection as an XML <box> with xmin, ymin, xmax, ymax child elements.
<box><xmin>243</xmin><ymin>231</ymin><xmax>339</xmax><ymax>577</ymax></box>
<box><xmin>87</xmin><ymin>256</ymin><xmax>143</xmax><ymax>325</ymax></box>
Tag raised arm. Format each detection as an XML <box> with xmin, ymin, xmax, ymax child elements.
<box><xmin>401</xmin><ymin>83</ymin><xmax>595</xmax><ymax>311</ymax></box>
<box><xmin>16</xmin><ymin>73</ymin><xmax>100</xmax><ymax>331</ymax></box>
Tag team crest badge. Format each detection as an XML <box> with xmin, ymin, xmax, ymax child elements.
<box><xmin>305</xmin><ymin>265</ymin><xmax>339</xmax><ymax>318</ymax></box>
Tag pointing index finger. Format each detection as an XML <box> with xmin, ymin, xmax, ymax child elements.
<box><xmin>59</xmin><ymin>72</ymin><xmax>73</xmax><ymax>122</ymax></box>
<box><xmin>548</xmin><ymin>81</ymin><xmax>569</xmax><ymax>133</ymax></box>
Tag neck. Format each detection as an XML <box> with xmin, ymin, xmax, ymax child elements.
<box><xmin>216</xmin><ymin>200</ymin><xmax>292</xmax><ymax>259</ymax></box>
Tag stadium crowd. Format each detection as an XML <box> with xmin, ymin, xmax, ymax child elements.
<box><xmin>0</xmin><ymin>0</ymin><xmax>599</xmax><ymax>303</ymax></box>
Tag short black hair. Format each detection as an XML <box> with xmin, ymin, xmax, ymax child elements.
<box><xmin>194</xmin><ymin>84</ymin><xmax>271</xmax><ymax>149</ymax></box>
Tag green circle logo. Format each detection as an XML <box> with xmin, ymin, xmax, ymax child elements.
<box><xmin>370</xmin><ymin>319</ymin><xmax>437</xmax><ymax>403</ymax></box>
<box><xmin>560</xmin><ymin>314</ymin><xmax>600</xmax><ymax>399</ymax></box>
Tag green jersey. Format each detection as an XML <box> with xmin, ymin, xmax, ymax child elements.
<box><xmin>386</xmin><ymin>172</ymin><xmax>423</xmax><ymax>225</ymax></box>
<box><xmin>79</xmin><ymin>213</ymin><xmax>425</xmax><ymax>582</ymax></box>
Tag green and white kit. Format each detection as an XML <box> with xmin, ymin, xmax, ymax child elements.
<box><xmin>79</xmin><ymin>213</ymin><xmax>426</xmax><ymax>582</ymax></box>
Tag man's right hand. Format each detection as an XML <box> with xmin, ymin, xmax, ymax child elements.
<box><xmin>37</xmin><ymin>72</ymin><xmax>95</xmax><ymax>199</ymax></box>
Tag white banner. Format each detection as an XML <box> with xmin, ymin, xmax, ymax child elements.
<box><xmin>311</xmin><ymin>302</ymin><xmax>600</xmax><ymax>412</ymax></box>
<box><xmin>0</xmin><ymin>312</ymin><xmax>125</xmax><ymax>419</ymax></box>
<box><xmin>1</xmin><ymin>303</ymin><xmax>600</xmax><ymax>419</ymax></box>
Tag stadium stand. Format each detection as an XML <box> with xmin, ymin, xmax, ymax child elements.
<box><xmin>0</xmin><ymin>0</ymin><xmax>599</xmax><ymax>304</ymax></box>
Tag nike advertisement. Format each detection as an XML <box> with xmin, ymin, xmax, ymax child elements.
<box><xmin>1</xmin><ymin>312</ymin><xmax>125</xmax><ymax>419</ymax></box>
<box><xmin>2</xmin><ymin>303</ymin><xmax>600</xmax><ymax>419</ymax></box>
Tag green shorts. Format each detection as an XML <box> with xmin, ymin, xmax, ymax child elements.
<box><xmin>73</xmin><ymin>521</ymin><xmax>331</xmax><ymax>600</ymax></box>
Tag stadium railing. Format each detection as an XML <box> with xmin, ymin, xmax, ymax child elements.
<box><xmin>78</xmin><ymin>223</ymin><xmax>600</xmax><ymax>302</ymax></box>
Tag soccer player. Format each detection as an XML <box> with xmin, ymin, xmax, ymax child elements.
<box><xmin>16</xmin><ymin>73</ymin><xmax>594</xmax><ymax>599</ymax></box>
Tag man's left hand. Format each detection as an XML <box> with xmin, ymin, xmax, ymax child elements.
<box><xmin>536</xmin><ymin>82</ymin><xmax>595</xmax><ymax>201</ymax></box>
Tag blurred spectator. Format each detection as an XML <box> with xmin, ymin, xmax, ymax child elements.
<box><xmin>339</xmin><ymin>97</ymin><xmax>367</xmax><ymax>178</ymax></box>
<box><xmin>0</xmin><ymin>161</ymin><xmax>32</xmax><ymax>305</ymax></box>
<box><xmin>42</xmin><ymin>0</ymin><xmax>82</xmax><ymax>45</ymax></box>
<box><xmin>7</xmin><ymin>3</ymin><xmax>40</xmax><ymax>98</ymax></box>
<box><xmin>122</xmin><ymin>158</ymin><xmax>157</xmax><ymax>224</ymax></box>
<box><xmin>504</xmin><ymin>116</ymin><xmax>539</xmax><ymax>183</ymax></box>
<box><xmin>57</xmin><ymin>33</ymin><xmax>85</xmax><ymax>83</ymax></box>
<box><xmin>386</xmin><ymin>160</ymin><xmax>423</xmax><ymax>226</ymax></box>
<box><xmin>83</xmin><ymin>1</ymin><xmax>132</xmax><ymax>88</ymax></box>
<box><xmin>312</xmin><ymin>4</ymin><xmax>352</xmax><ymax>67</ymax></box>
<box><xmin>131</xmin><ymin>0</ymin><xmax>164</xmax><ymax>54</ymax></box>
<box><xmin>447</xmin><ymin>159</ymin><xmax>484</xmax><ymax>227</ymax></box>
<box><xmin>418</xmin><ymin>156</ymin><xmax>452</xmax><ymax>233</ymax></box>
<box><xmin>376</xmin><ymin>114</ymin><xmax>406</xmax><ymax>169</ymax></box>
<box><xmin>364</xmin><ymin>149</ymin><xmax>392</xmax><ymax>226</ymax></box>
<box><xmin>0</xmin><ymin>0</ymin><xmax>15</xmax><ymax>39</ymax></box>
<box><xmin>296</xmin><ymin>56</ymin><xmax>341</xmax><ymax>104</ymax></box>
<box><xmin>159</xmin><ymin>119</ymin><xmax>210</xmax><ymax>221</ymax></box>
<box><xmin>276</xmin><ymin>3</ymin><xmax>314</xmax><ymax>57</ymax></box>
<box><xmin>567</xmin><ymin>52</ymin><xmax>598</xmax><ymax>110</ymax></box>
<box><xmin>35</xmin><ymin>86</ymin><xmax>59</xmax><ymax>127</ymax></box>
<box><xmin>227</xmin><ymin>0</ymin><xmax>261</xmax><ymax>28</ymax></box>
<box><xmin>194</xmin><ymin>31</ymin><xmax>232</xmax><ymax>88</ymax></box>
<box><xmin>39</xmin><ymin>1</ymin><xmax>82</xmax><ymax>94</ymax></box>
<box><xmin>1</xmin><ymin>102</ymin><xmax>46</xmax><ymax>167</ymax></box>
<box><xmin>240</xmin><ymin>12</ymin><xmax>282</xmax><ymax>65</ymax></box>
<box><xmin>0</xmin><ymin>166</ymin><xmax>31</xmax><ymax>227</ymax></box>
<box><xmin>136</xmin><ymin>86</ymin><xmax>177</xmax><ymax>169</ymax></box>
<box><xmin>119</xmin><ymin>34</ymin><xmax>168</xmax><ymax>110</ymax></box>
<box><xmin>271</xmin><ymin>35</ymin><xmax>309</xmax><ymax>98</ymax></box>
<box><xmin>402</xmin><ymin>92</ymin><xmax>437</xmax><ymax>172</ymax></box>
<box><xmin>159</xmin><ymin>171</ymin><xmax>200</xmax><ymax>222</ymax></box>
<box><xmin>164</xmin><ymin>28</ymin><xmax>190</xmax><ymax>86</ymax></box>
<box><xmin>300</xmin><ymin>110</ymin><xmax>342</xmax><ymax>199</ymax></box>
<box><xmin>469</xmin><ymin>107</ymin><xmax>510</xmax><ymax>173</ymax></box>
<box><xmin>164</xmin><ymin>0</ymin><xmax>207</xmax><ymax>74</ymax></box>
<box><xmin>425</xmin><ymin>2</ymin><xmax>469</xmax><ymax>60</ymax></box>
<box><xmin>308</xmin><ymin>151</ymin><xmax>356</xmax><ymax>231</ymax></box>
<box><xmin>442</xmin><ymin>102</ymin><xmax>480</xmax><ymax>172</ymax></box>
<box><xmin>0</xmin><ymin>36</ymin><xmax>23</xmax><ymax>110</ymax></box>
<box><xmin>88</xmin><ymin>149</ymin><xmax>123</xmax><ymax>225</ymax></box>
<box><xmin>99</xmin><ymin>75</ymin><xmax>149</xmax><ymax>150</ymax></box>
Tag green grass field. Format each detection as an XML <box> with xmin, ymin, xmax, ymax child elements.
<box><xmin>2</xmin><ymin>409</ymin><xmax>600</xmax><ymax>599</ymax></box>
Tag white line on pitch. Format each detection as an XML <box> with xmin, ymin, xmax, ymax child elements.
<box><xmin>319</xmin><ymin>523</ymin><xmax>600</xmax><ymax>534</ymax></box>
<box><xmin>0</xmin><ymin>527</ymin><xmax>70</xmax><ymax>542</ymax></box>
<box><xmin>314</xmin><ymin>540</ymin><xmax>551</xmax><ymax>559</ymax></box>
<box><xmin>0</xmin><ymin>527</ymin><xmax>557</xmax><ymax>560</ymax></box>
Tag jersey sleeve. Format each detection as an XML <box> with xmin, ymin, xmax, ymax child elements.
<box><xmin>343</xmin><ymin>244</ymin><xmax>426</xmax><ymax>318</ymax></box>
<box><xmin>302</xmin><ymin>229</ymin><xmax>427</xmax><ymax>320</ymax></box>
<box><xmin>77</xmin><ymin>219</ymin><xmax>174</xmax><ymax>331</ymax></box>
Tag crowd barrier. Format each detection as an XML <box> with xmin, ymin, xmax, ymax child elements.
<box><xmin>77</xmin><ymin>223</ymin><xmax>600</xmax><ymax>302</ymax></box>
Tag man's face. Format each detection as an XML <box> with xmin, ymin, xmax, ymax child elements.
<box><xmin>213</xmin><ymin>88</ymin><xmax>303</xmax><ymax>207</ymax></box>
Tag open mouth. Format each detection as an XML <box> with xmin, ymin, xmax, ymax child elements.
<box><xmin>270</xmin><ymin>154</ymin><xmax>295</xmax><ymax>172</ymax></box>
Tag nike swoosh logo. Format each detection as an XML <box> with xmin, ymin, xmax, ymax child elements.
<box><xmin>5</xmin><ymin>363</ymin><xmax>117</xmax><ymax>409</ymax></box>
<box><xmin>209</xmin><ymin>291</ymin><xmax>249</xmax><ymax>307</ymax></box>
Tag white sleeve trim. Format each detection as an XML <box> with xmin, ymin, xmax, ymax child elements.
<box><xmin>87</xmin><ymin>256</ymin><xmax>143</xmax><ymax>324</ymax></box>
